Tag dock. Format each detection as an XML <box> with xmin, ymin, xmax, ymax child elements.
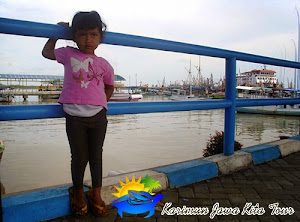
<box><xmin>12</xmin><ymin>91</ymin><xmax>61</xmax><ymax>96</ymax></box>
<box><xmin>0</xmin><ymin>74</ymin><xmax>63</xmax><ymax>101</ymax></box>
<box><xmin>0</xmin><ymin>90</ymin><xmax>61</xmax><ymax>101</ymax></box>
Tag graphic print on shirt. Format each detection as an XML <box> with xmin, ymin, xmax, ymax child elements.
<box><xmin>72</xmin><ymin>70</ymin><xmax>91</xmax><ymax>89</ymax></box>
<box><xmin>71</xmin><ymin>57</ymin><xmax>93</xmax><ymax>72</ymax></box>
<box><xmin>70</xmin><ymin>57</ymin><xmax>103</xmax><ymax>89</ymax></box>
<box><xmin>72</xmin><ymin>72</ymin><xmax>83</xmax><ymax>83</ymax></box>
<box><xmin>87</xmin><ymin>61</ymin><xmax>104</xmax><ymax>85</ymax></box>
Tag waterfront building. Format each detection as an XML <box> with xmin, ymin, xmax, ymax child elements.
<box><xmin>236</xmin><ymin>69</ymin><xmax>277</xmax><ymax>87</ymax></box>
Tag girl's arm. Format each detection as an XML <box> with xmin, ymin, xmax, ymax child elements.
<box><xmin>105</xmin><ymin>84</ymin><xmax>114</xmax><ymax>102</ymax></box>
<box><xmin>42</xmin><ymin>38</ymin><xmax>57</xmax><ymax>60</ymax></box>
<box><xmin>42</xmin><ymin>22</ymin><xmax>69</xmax><ymax>60</ymax></box>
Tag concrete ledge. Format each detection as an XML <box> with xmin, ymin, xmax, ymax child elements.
<box><xmin>268</xmin><ymin>138</ymin><xmax>300</xmax><ymax>157</ymax></box>
<box><xmin>155</xmin><ymin>159</ymin><xmax>218</xmax><ymax>187</ymax></box>
<box><xmin>2</xmin><ymin>185</ymin><xmax>86</xmax><ymax>222</ymax></box>
<box><xmin>243</xmin><ymin>144</ymin><xmax>281</xmax><ymax>164</ymax></box>
<box><xmin>99</xmin><ymin>170</ymin><xmax>168</xmax><ymax>205</ymax></box>
<box><xmin>2</xmin><ymin>170</ymin><xmax>167</xmax><ymax>221</ymax></box>
<box><xmin>205</xmin><ymin>151</ymin><xmax>253</xmax><ymax>175</ymax></box>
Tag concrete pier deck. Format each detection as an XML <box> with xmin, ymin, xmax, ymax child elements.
<box><xmin>47</xmin><ymin>151</ymin><xmax>300</xmax><ymax>221</ymax></box>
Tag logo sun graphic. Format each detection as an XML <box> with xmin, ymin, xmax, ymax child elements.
<box><xmin>112</xmin><ymin>175</ymin><xmax>151</xmax><ymax>198</ymax></box>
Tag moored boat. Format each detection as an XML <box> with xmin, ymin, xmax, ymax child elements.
<box><xmin>109</xmin><ymin>93</ymin><xmax>143</xmax><ymax>102</ymax></box>
<box><xmin>111</xmin><ymin>74</ymin><xmax>143</xmax><ymax>102</ymax></box>
<box><xmin>236</xmin><ymin>85</ymin><xmax>300</xmax><ymax>116</ymax></box>
<box><xmin>236</xmin><ymin>104</ymin><xmax>300</xmax><ymax>116</ymax></box>
<box><xmin>170</xmin><ymin>94</ymin><xmax>205</xmax><ymax>101</ymax></box>
<box><xmin>0</xmin><ymin>86</ymin><xmax>14</xmax><ymax>103</ymax></box>
<box><xmin>211</xmin><ymin>92</ymin><xmax>225</xmax><ymax>99</ymax></box>
<box><xmin>170</xmin><ymin>86</ymin><xmax>204</xmax><ymax>101</ymax></box>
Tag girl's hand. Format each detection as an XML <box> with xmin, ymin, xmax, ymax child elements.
<box><xmin>42</xmin><ymin>22</ymin><xmax>69</xmax><ymax>60</ymax></box>
<box><xmin>57</xmin><ymin>22</ymin><xmax>69</xmax><ymax>27</ymax></box>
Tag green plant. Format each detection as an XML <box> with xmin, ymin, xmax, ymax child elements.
<box><xmin>203</xmin><ymin>131</ymin><xmax>242</xmax><ymax>157</ymax></box>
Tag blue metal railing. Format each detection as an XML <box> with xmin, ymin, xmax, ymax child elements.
<box><xmin>1</xmin><ymin>17</ymin><xmax>300</xmax><ymax>156</ymax></box>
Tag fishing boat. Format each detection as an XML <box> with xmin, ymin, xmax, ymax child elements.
<box><xmin>0</xmin><ymin>86</ymin><xmax>14</xmax><ymax>103</ymax></box>
<box><xmin>170</xmin><ymin>86</ymin><xmax>204</xmax><ymax>101</ymax></box>
<box><xmin>236</xmin><ymin>104</ymin><xmax>300</xmax><ymax>116</ymax></box>
<box><xmin>38</xmin><ymin>80</ymin><xmax>62</xmax><ymax>100</ymax></box>
<box><xmin>162</xmin><ymin>90</ymin><xmax>172</xmax><ymax>96</ymax></box>
<box><xmin>170</xmin><ymin>93</ymin><xmax>205</xmax><ymax>101</ymax></box>
<box><xmin>211</xmin><ymin>91</ymin><xmax>225</xmax><ymax>99</ymax></box>
<box><xmin>110</xmin><ymin>74</ymin><xmax>143</xmax><ymax>102</ymax></box>
<box><xmin>170</xmin><ymin>95</ymin><xmax>199</xmax><ymax>101</ymax></box>
<box><xmin>109</xmin><ymin>93</ymin><xmax>143</xmax><ymax>102</ymax></box>
<box><xmin>236</xmin><ymin>86</ymin><xmax>300</xmax><ymax>116</ymax></box>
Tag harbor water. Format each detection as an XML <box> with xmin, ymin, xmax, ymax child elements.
<box><xmin>0</xmin><ymin>95</ymin><xmax>299</xmax><ymax>194</ymax></box>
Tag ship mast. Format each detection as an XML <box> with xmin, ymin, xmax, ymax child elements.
<box><xmin>185</xmin><ymin>59</ymin><xmax>192</xmax><ymax>95</ymax></box>
<box><xmin>185</xmin><ymin>59</ymin><xmax>192</xmax><ymax>84</ymax></box>
<box><xmin>195</xmin><ymin>56</ymin><xmax>201</xmax><ymax>87</ymax></box>
<box><xmin>296</xmin><ymin>7</ymin><xmax>299</xmax><ymax>94</ymax></box>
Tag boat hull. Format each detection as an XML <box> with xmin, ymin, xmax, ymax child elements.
<box><xmin>236</xmin><ymin>105</ymin><xmax>300</xmax><ymax>116</ymax></box>
<box><xmin>170</xmin><ymin>95</ymin><xmax>205</xmax><ymax>101</ymax></box>
<box><xmin>109</xmin><ymin>93</ymin><xmax>143</xmax><ymax>102</ymax></box>
<box><xmin>0</xmin><ymin>95</ymin><xmax>13</xmax><ymax>103</ymax></box>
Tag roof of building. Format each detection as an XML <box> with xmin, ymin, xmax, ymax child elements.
<box><xmin>115</xmin><ymin>74</ymin><xmax>126</xmax><ymax>81</ymax></box>
<box><xmin>242</xmin><ymin>69</ymin><xmax>276</xmax><ymax>74</ymax></box>
<box><xmin>0</xmin><ymin>74</ymin><xmax>64</xmax><ymax>80</ymax></box>
<box><xmin>0</xmin><ymin>74</ymin><xmax>126</xmax><ymax>81</ymax></box>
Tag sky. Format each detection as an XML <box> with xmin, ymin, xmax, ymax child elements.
<box><xmin>0</xmin><ymin>0</ymin><xmax>300</xmax><ymax>87</ymax></box>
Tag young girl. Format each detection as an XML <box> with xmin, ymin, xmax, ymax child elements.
<box><xmin>42</xmin><ymin>11</ymin><xmax>114</xmax><ymax>218</ymax></box>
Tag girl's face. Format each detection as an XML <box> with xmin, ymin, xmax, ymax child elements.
<box><xmin>74</xmin><ymin>27</ymin><xmax>101</xmax><ymax>55</ymax></box>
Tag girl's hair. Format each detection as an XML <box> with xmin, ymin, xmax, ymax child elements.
<box><xmin>71</xmin><ymin>11</ymin><xmax>107</xmax><ymax>41</ymax></box>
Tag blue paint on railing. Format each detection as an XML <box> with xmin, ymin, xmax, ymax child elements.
<box><xmin>155</xmin><ymin>159</ymin><xmax>218</xmax><ymax>187</ymax></box>
<box><xmin>290</xmin><ymin>135</ymin><xmax>300</xmax><ymax>140</ymax></box>
<box><xmin>224</xmin><ymin>57</ymin><xmax>236</xmax><ymax>156</ymax></box>
<box><xmin>243</xmin><ymin>144</ymin><xmax>281</xmax><ymax>164</ymax></box>
<box><xmin>0</xmin><ymin>100</ymin><xmax>232</xmax><ymax>121</ymax></box>
<box><xmin>1</xmin><ymin>97</ymin><xmax>299</xmax><ymax>121</ymax></box>
<box><xmin>0</xmin><ymin>104</ymin><xmax>65</xmax><ymax>120</ymax></box>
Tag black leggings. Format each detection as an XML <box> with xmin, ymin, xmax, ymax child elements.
<box><xmin>65</xmin><ymin>109</ymin><xmax>107</xmax><ymax>189</ymax></box>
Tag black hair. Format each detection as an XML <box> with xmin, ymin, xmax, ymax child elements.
<box><xmin>71</xmin><ymin>11</ymin><xmax>107</xmax><ymax>41</ymax></box>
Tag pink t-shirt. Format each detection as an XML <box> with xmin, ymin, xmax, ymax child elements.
<box><xmin>54</xmin><ymin>46</ymin><xmax>114</xmax><ymax>110</ymax></box>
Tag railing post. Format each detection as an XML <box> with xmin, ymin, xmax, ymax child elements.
<box><xmin>224</xmin><ymin>57</ymin><xmax>236</xmax><ymax>156</ymax></box>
